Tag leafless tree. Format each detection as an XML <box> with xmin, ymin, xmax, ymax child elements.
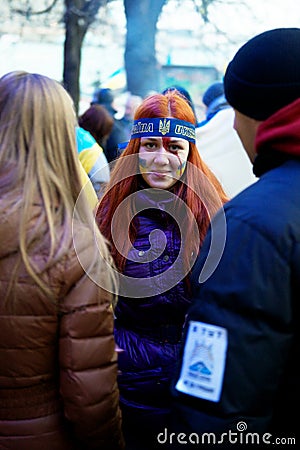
<box><xmin>6</xmin><ymin>0</ymin><xmax>108</xmax><ymax>112</ymax></box>
<box><xmin>4</xmin><ymin>0</ymin><xmax>225</xmax><ymax>111</ymax></box>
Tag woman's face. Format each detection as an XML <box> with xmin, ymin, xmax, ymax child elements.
<box><xmin>138</xmin><ymin>136</ymin><xmax>189</xmax><ymax>189</ymax></box>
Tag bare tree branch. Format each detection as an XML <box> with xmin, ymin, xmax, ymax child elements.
<box><xmin>65</xmin><ymin>0</ymin><xmax>107</xmax><ymax>26</ymax></box>
<box><xmin>11</xmin><ymin>0</ymin><xmax>60</xmax><ymax>16</ymax></box>
<box><xmin>191</xmin><ymin>0</ymin><xmax>251</xmax><ymax>25</ymax></box>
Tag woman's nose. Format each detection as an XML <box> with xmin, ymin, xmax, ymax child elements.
<box><xmin>153</xmin><ymin>147</ymin><xmax>169</xmax><ymax>164</ymax></box>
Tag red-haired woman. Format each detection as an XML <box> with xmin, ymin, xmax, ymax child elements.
<box><xmin>95</xmin><ymin>90</ymin><xmax>227</xmax><ymax>449</ymax></box>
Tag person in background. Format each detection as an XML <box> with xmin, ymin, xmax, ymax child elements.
<box><xmin>91</xmin><ymin>87</ymin><xmax>128</xmax><ymax>162</ymax></box>
<box><xmin>76</xmin><ymin>126</ymin><xmax>110</xmax><ymax>198</ymax></box>
<box><xmin>162</xmin><ymin>85</ymin><xmax>199</xmax><ymax>125</ymax></box>
<box><xmin>119</xmin><ymin>92</ymin><xmax>143</xmax><ymax>140</ymax></box>
<box><xmin>78</xmin><ymin>160</ymin><xmax>98</xmax><ymax>209</ymax></box>
<box><xmin>0</xmin><ymin>71</ymin><xmax>124</xmax><ymax>450</ymax></box>
<box><xmin>199</xmin><ymin>81</ymin><xmax>229</xmax><ymax>125</ymax></box>
<box><xmin>196</xmin><ymin>81</ymin><xmax>257</xmax><ymax>198</ymax></box>
<box><xmin>171</xmin><ymin>28</ymin><xmax>300</xmax><ymax>447</ymax></box>
<box><xmin>95</xmin><ymin>89</ymin><xmax>228</xmax><ymax>449</ymax></box>
<box><xmin>78</xmin><ymin>103</ymin><xmax>114</xmax><ymax>154</ymax></box>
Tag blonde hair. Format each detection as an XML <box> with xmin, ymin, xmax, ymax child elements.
<box><xmin>0</xmin><ymin>71</ymin><xmax>116</xmax><ymax>301</ymax></box>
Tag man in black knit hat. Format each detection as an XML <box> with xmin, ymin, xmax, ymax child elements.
<box><xmin>168</xmin><ymin>28</ymin><xmax>299</xmax><ymax>448</ymax></box>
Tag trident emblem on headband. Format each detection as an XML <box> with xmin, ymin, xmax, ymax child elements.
<box><xmin>159</xmin><ymin>118</ymin><xmax>170</xmax><ymax>135</ymax></box>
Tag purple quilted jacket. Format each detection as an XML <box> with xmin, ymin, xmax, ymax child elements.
<box><xmin>114</xmin><ymin>188</ymin><xmax>192</xmax><ymax>419</ymax></box>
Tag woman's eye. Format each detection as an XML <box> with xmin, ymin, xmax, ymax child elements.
<box><xmin>169</xmin><ymin>145</ymin><xmax>180</xmax><ymax>152</ymax></box>
<box><xmin>145</xmin><ymin>142</ymin><xmax>156</xmax><ymax>149</ymax></box>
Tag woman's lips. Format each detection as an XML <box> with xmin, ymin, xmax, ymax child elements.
<box><xmin>151</xmin><ymin>171</ymin><xmax>170</xmax><ymax>178</ymax></box>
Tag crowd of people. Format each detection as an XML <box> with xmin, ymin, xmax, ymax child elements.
<box><xmin>0</xmin><ymin>27</ymin><xmax>298</xmax><ymax>450</ymax></box>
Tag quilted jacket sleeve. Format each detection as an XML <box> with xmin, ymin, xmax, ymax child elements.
<box><xmin>58</xmin><ymin>236</ymin><xmax>124</xmax><ymax>449</ymax></box>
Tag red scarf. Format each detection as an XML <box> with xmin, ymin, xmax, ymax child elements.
<box><xmin>256</xmin><ymin>97</ymin><xmax>300</xmax><ymax>157</ymax></box>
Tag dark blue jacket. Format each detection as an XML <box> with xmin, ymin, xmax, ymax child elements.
<box><xmin>171</xmin><ymin>151</ymin><xmax>300</xmax><ymax>445</ymax></box>
<box><xmin>114</xmin><ymin>189</ymin><xmax>192</xmax><ymax>420</ymax></box>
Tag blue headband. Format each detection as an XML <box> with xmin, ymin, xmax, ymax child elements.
<box><xmin>131</xmin><ymin>117</ymin><xmax>196</xmax><ymax>143</ymax></box>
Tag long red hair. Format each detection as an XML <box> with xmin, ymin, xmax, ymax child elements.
<box><xmin>96</xmin><ymin>90</ymin><xmax>228</xmax><ymax>272</ymax></box>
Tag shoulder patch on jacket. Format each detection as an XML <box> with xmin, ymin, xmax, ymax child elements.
<box><xmin>176</xmin><ymin>321</ymin><xmax>227</xmax><ymax>402</ymax></box>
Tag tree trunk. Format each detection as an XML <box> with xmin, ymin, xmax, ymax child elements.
<box><xmin>63</xmin><ymin>0</ymin><xmax>104</xmax><ymax>114</ymax></box>
<box><xmin>124</xmin><ymin>0</ymin><xmax>166</xmax><ymax>98</ymax></box>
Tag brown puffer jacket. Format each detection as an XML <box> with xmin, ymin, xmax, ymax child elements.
<box><xmin>0</xmin><ymin>202</ymin><xmax>124</xmax><ymax>450</ymax></box>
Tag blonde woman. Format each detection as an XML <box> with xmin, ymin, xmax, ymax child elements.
<box><xmin>0</xmin><ymin>71</ymin><xmax>124</xmax><ymax>450</ymax></box>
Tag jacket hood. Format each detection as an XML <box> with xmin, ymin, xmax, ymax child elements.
<box><xmin>256</xmin><ymin>97</ymin><xmax>300</xmax><ymax>158</ymax></box>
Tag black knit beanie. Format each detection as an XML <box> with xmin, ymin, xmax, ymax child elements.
<box><xmin>224</xmin><ymin>28</ymin><xmax>300</xmax><ymax>120</ymax></box>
